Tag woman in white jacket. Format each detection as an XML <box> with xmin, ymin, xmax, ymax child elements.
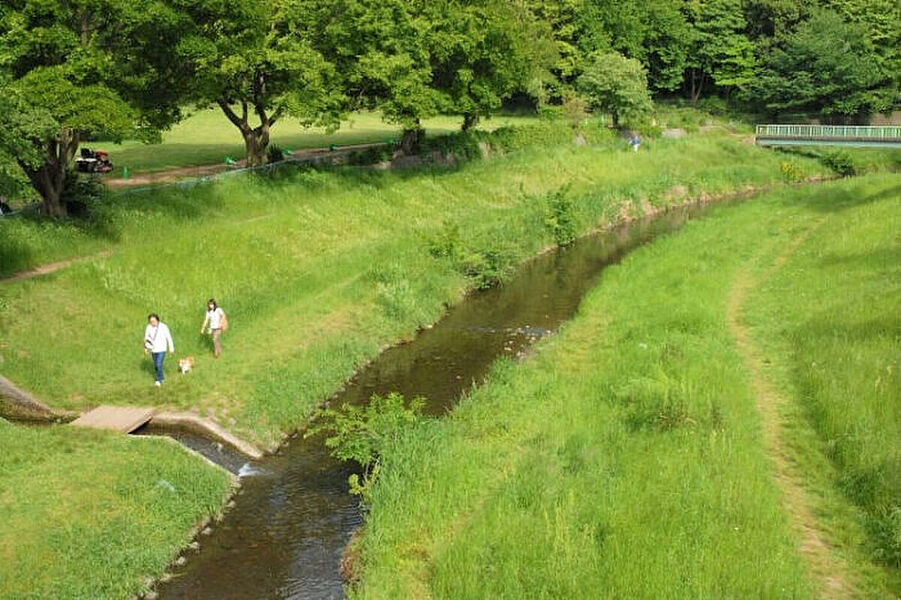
<box><xmin>144</xmin><ymin>313</ymin><xmax>174</xmax><ymax>386</ymax></box>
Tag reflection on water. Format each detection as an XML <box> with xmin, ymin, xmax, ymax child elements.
<box><xmin>157</xmin><ymin>204</ymin><xmax>708</xmax><ymax>600</ymax></box>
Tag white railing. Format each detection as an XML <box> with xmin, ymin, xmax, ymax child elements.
<box><xmin>756</xmin><ymin>124</ymin><xmax>901</xmax><ymax>139</ymax></box>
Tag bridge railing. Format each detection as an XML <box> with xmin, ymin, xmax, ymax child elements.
<box><xmin>756</xmin><ymin>124</ymin><xmax>901</xmax><ymax>139</ymax></box>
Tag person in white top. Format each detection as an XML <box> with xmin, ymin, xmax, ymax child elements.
<box><xmin>200</xmin><ymin>298</ymin><xmax>227</xmax><ymax>357</ymax></box>
<box><xmin>144</xmin><ymin>313</ymin><xmax>175</xmax><ymax>386</ymax></box>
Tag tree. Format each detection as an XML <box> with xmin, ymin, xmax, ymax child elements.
<box><xmin>0</xmin><ymin>0</ymin><xmax>189</xmax><ymax>216</ymax></box>
<box><xmin>427</xmin><ymin>1</ymin><xmax>555</xmax><ymax>131</ymax></box>
<box><xmin>182</xmin><ymin>0</ymin><xmax>344</xmax><ymax>167</ymax></box>
<box><xmin>576</xmin><ymin>52</ymin><xmax>653</xmax><ymax>127</ymax></box>
<box><xmin>683</xmin><ymin>0</ymin><xmax>756</xmax><ymax>102</ymax></box>
<box><xmin>749</xmin><ymin>9</ymin><xmax>895</xmax><ymax>119</ymax></box>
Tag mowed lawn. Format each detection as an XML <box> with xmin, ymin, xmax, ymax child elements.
<box><xmin>348</xmin><ymin>175</ymin><xmax>900</xmax><ymax>599</ymax></box>
<box><xmin>0</xmin><ymin>129</ymin><xmax>832</xmax><ymax>448</ymax></box>
<box><xmin>93</xmin><ymin>110</ymin><xmax>539</xmax><ymax>176</ymax></box>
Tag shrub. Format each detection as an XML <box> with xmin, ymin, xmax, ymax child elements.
<box><xmin>544</xmin><ymin>186</ymin><xmax>577</xmax><ymax>246</ymax></box>
<box><xmin>61</xmin><ymin>171</ymin><xmax>105</xmax><ymax>217</ymax></box>
<box><xmin>821</xmin><ymin>150</ymin><xmax>857</xmax><ymax>177</ymax></box>
<box><xmin>267</xmin><ymin>145</ymin><xmax>285</xmax><ymax>163</ymax></box>
<box><xmin>458</xmin><ymin>246</ymin><xmax>516</xmax><ymax>289</ymax></box>
<box><xmin>307</xmin><ymin>393</ymin><xmax>425</xmax><ymax>505</ymax></box>
<box><xmin>347</xmin><ymin>145</ymin><xmax>394</xmax><ymax>166</ymax></box>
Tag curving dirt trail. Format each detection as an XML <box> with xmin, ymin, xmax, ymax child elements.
<box><xmin>1</xmin><ymin>249</ymin><xmax>114</xmax><ymax>285</ymax></box>
<box><xmin>726</xmin><ymin>215</ymin><xmax>855</xmax><ymax>598</ymax></box>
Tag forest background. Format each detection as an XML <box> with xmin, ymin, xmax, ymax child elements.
<box><xmin>1</xmin><ymin>0</ymin><xmax>899</xmax><ymax>216</ymax></box>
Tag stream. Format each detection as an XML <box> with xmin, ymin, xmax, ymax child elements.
<box><xmin>155</xmin><ymin>203</ymin><xmax>709</xmax><ymax>599</ymax></box>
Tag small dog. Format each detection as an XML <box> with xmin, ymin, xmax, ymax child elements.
<box><xmin>178</xmin><ymin>356</ymin><xmax>195</xmax><ymax>374</ymax></box>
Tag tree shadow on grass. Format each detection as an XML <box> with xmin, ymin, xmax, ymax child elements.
<box><xmin>795</xmin><ymin>181</ymin><xmax>901</xmax><ymax>214</ymax></box>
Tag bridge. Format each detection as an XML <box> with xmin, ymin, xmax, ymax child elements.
<box><xmin>755</xmin><ymin>124</ymin><xmax>901</xmax><ymax>148</ymax></box>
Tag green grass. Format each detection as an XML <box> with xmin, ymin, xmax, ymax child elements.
<box><xmin>0</xmin><ymin>419</ymin><xmax>232</xmax><ymax>600</ymax></box>
<box><xmin>0</xmin><ymin>127</ymin><xmax>834</xmax><ymax>448</ymax></box>
<box><xmin>348</xmin><ymin>175</ymin><xmax>900</xmax><ymax>598</ymax></box>
<box><xmin>93</xmin><ymin>110</ymin><xmax>540</xmax><ymax>176</ymax></box>
<box><xmin>745</xmin><ymin>179</ymin><xmax>901</xmax><ymax>580</ymax></box>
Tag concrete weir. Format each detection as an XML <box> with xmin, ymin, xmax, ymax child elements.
<box><xmin>149</xmin><ymin>412</ymin><xmax>264</xmax><ymax>460</ymax></box>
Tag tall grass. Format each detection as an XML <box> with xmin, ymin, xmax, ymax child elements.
<box><xmin>0</xmin><ymin>419</ymin><xmax>231</xmax><ymax>600</ymax></box>
<box><xmin>1</xmin><ymin>129</ymin><xmax>830</xmax><ymax>446</ymax></box>
<box><xmin>348</xmin><ymin>175</ymin><xmax>900</xmax><ymax>598</ymax></box>
<box><xmin>745</xmin><ymin>178</ymin><xmax>901</xmax><ymax>577</ymax></box>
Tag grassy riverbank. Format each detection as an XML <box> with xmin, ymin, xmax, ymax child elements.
<box><xmin>348</xmin><ymin>175</ymin><xmax>900</xmax><ymax>598</ymax></box>
<box><xmin>0</xmin><ymin>126</ymin><xmax>834</xmax><ymax>447</ymax></box>
<box><xmin>0</xmin><ymin>419</ymin><xmax>232</xmax><ymax>600</ymax></box>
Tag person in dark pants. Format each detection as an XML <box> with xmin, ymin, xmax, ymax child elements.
<box><xmin>143</xmin><ymin>313</ymin><xmax>175</xmax><ymax>386</ymax></box>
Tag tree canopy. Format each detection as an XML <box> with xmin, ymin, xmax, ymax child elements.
<box><xmin>1</xmin><ymin>0</ymin><xmax>899</xmax><ymax>216</ymax></box>
<box><xmin>0</xmin><ymin>0</ymin><xmax>192</xmax><ymax>215</ymax></box>
<box><xmin>577</xmin><ymin>52</ymin><xmax>653</xmax><ymax>127</ymax></box>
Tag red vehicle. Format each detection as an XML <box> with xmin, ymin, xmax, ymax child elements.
<box><xmin>75</xmin><ymin>148</ymin><xmax>114</xmax><ymax>173</ymax></box>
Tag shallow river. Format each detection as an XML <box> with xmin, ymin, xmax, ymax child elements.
<box><xmin>155</xmin><ymin>203</ymin><xmax>708</xmax><ymax>599</ymax></box>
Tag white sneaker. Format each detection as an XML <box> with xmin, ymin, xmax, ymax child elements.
<box><xmin>154</xmin><ymin>381</ymin><xmax>161</xmax><ymax>387</ymax></box>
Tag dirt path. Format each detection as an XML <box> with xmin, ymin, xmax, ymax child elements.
<box><xmin>726</xmin><ymin>216</ymin><xmax>855</xmax><ymax>598</ymax></box>
<box><xmin>104</xmin><ymin>142</ymin><xmax>387</xmax><ymax>189</ymax></box>
<box><xmin>1</xmin><ymin>249</ymin><xmax>114</xmax><ymax>285</ymax></box>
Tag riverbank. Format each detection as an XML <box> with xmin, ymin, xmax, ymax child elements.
<box><xmin>0</xmin><ymin>419</ymin><xmax>233</xmax><ymax>600</ymax></box>
<box><xmin>0</xmin><ymin>124</ymin><xmax>834</xmax><ymax>448</ymax></box>
<box><xmin>0</xmin><ymin>123</ymin><xmax>894</xmax><ymax>599</ymax></box>
<box><xmin>346</xmin><ymin>174</ymin><xmax>900</xmax><ymax>598</ymax></box>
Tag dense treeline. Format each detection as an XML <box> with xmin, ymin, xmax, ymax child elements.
<box><xmin>1</xmin><ymin>0</ymin><xmax>898</xmax><ymax>215</ymax></box>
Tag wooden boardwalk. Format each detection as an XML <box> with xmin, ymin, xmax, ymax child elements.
<box><xmin>70</xmin><ymin>406</ymin><xmax>155</xmax><ymax>433</ymax></box>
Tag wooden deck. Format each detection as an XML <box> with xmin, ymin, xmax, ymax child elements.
<box><xmin>70</xmin><ymin>406</ymin><xmax>155</xmax><ymax>433</ymax></box>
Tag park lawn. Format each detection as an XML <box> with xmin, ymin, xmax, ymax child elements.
<box><xmin>94</xmin><ymin>110</ymin><xmax>540</xmax><ymax>176</ymax></box>
<box><xmin>0</xmin><ymin>126</ymin><xmax>832</xmax><ymax>448</ymax></box>
<box><xmin>0</xmin><ymin>419</ymin><xmax>232</xmax><ymax>600</ymax></box>
<box><xmin>348</xmin><ymin>175</ymin><xmax>900</xmax><ymax>599</ymax></box>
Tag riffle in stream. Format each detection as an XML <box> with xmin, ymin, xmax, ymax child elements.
<box><xmin>155</xmin><ymin>203</ymin><xmax>708</xmax><ymax>599</ymax></box>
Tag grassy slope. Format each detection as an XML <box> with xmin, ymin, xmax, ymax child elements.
<box><xmin>0</xmin><ymin>419</ymin><xmax>232</xmax><ymax>600</ymax></box>
<box><xmin>0</xmin><ymin>130</ymin><xmax>832</xmax><ymax>447</ymax></box>
<box><xmin>744</xmin><ymin>180</ymin><xmax>901</xmax><ymax>585</ymax></box>
<box><xmin>95</xmin><ymin>110</ymin><xmax>539</xmax><ymax>176</ymax></box>
<box><xmin>350</xmin><ymin>175</ymin><xmax>900</xmax><ymax>599</ymax></box>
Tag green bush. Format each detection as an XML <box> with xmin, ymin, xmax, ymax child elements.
<box><xmin>821</xmin><ymin>150</ymin><xmax>857</xmax><ymax>177</ymax></box>
<box><xmin>307</xmin><ymin>392</ymin><xmax>426</xmax><ymax>504</ymax></box>
<box><xmin>267</xmin><ymin>145</ymin><xmax>286</xmax><ymax>163</ymax></box>
<box><xmin>347</xmin><ymin>145</ymin><xmax>394</xmax><ymax>166</ymax></box>
<box><xmin>544</xmin><ymin>187</ymin><xmax>577</xmax><ymax>246</ymax></box>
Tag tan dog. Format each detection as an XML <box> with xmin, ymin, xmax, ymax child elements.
<box><xmin>178</xmin><ymin>356</ymin><xmax>195</xmax><ymax>374</ymax></box>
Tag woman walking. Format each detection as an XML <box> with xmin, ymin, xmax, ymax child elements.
<box><xmin>144</xmin><ymin>313</ymin><xmax>174</xmax><ymax>386</ymax></box>
<box><xmin>200</xmin><ymin>298</ymin><xmax>227</xmax><ymax>357</ymax></box>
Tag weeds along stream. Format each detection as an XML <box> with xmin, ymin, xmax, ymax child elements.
<box><xmin>153</xmin><ymin>202</ymin><xmax>711</xmax><ymax>600</ymax></box>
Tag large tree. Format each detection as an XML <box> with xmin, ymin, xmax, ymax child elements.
<box><xmin>683</xmin><ymin>0</ymin><xmax>756</xmax><ymax>102</ymax></box>
<box><xmin>0</xmin><ymin>0</ymin><xmax>190</xmax><ymax>217</ymax></box>
<box><xmin>749</xmin><ymin>8</ymin><xmax>896</xmax><ymax>119</ymax></box>
<box><xmin>428</xmin><ymin>1</ymin><xmax>555</xmax><ymax>131</ymax></box>
<box><xmin>577</xmin><ymin>52</ymin><xmax>653</xmax><ymax>127</ymax></box>
<box><xmin>182</xmin><ymin>0</ymin><xmax>344</xmax><ymax>167</ymax></box>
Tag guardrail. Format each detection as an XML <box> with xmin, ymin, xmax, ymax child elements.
<box><xmin>755</xmin><ymin>124</ymin><xmax>901</xmax><ymax>147</ymax></box>
<box><xmin>756</xmin><ymin>124</ymin><xmax>901</xmax><ymax>139</ymax></box>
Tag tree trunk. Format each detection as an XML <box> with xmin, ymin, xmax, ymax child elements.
<box><xmin>217</xmin><ymin>98</ymin><xmax>278</xmax><ymax>168</ymax></box>
<box><xmin>688</xmin><ymin>70</ymin><xmax>706</xmax><ymax>104</ymax></box>
<box><xmin>462</xmin><ymin>113</ymin><xmax>480</xmax><ymax>131</ymax></box>
<box><xmin>243</xmin><ymin>125</ymin><xmax>270</xmax><ymax>168</ymax></box>
<box><xmin>21</xmin><ymin>130</ymin><xmax>79</xmax><ymax>218</ymax></box>
<box><xmin>400</xmin><ymin>125</ymin><xmax>425</xmax><ymax>155</ymax></box>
